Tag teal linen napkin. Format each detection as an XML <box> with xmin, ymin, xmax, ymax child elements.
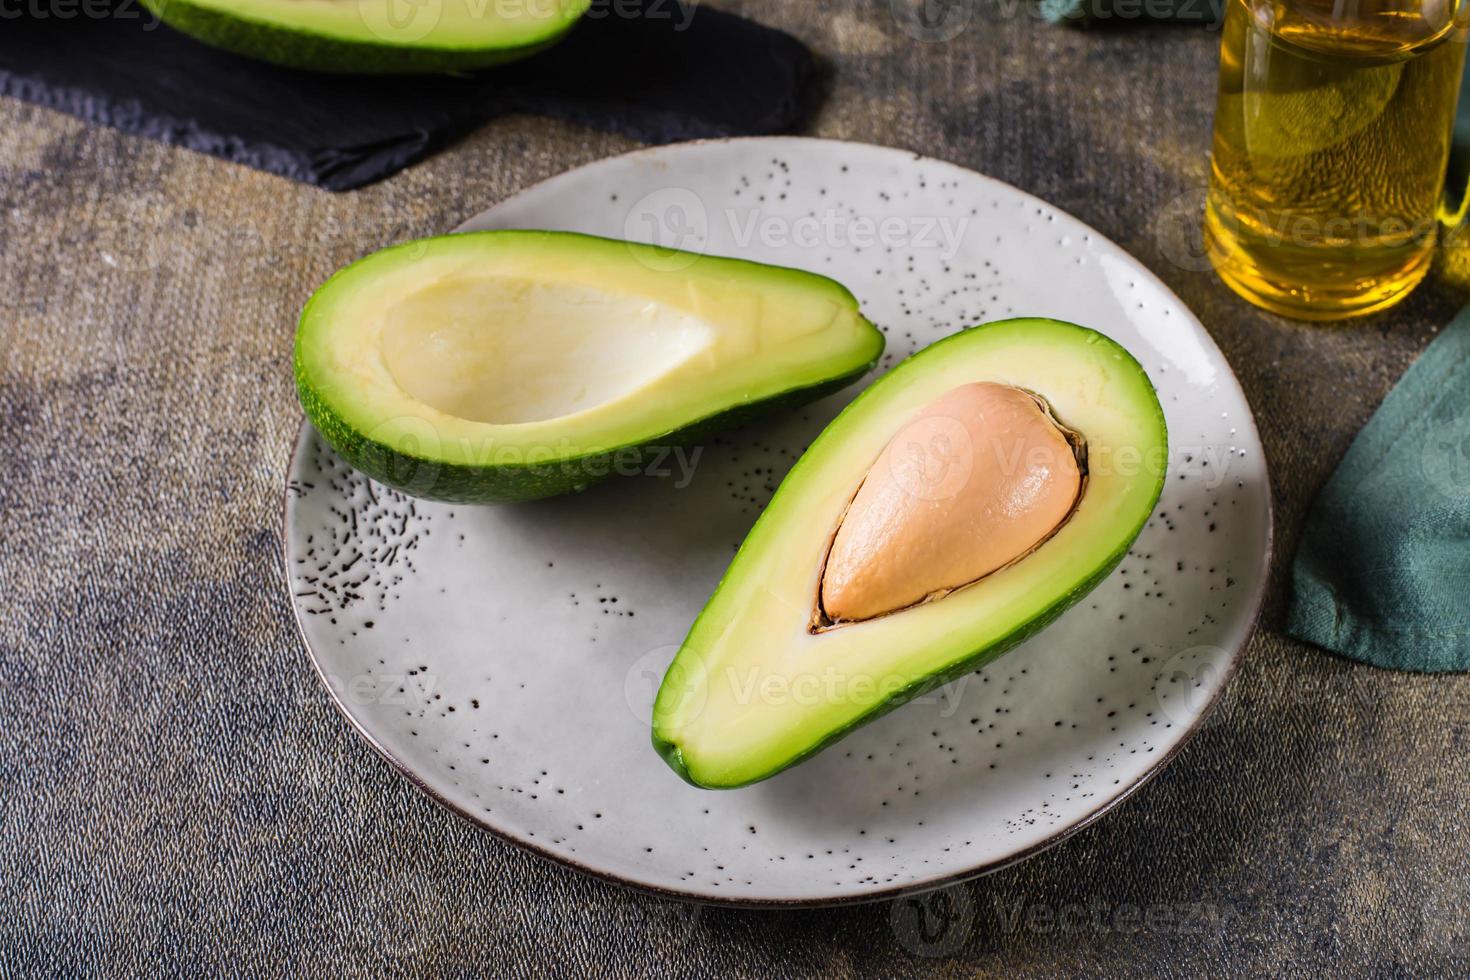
<box><xmin>1287</xmin><ymin>313</ymin><xmax>1470</xmax><ymax>672</ymax></box>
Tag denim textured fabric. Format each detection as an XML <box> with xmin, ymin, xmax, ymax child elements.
<box><xmin>2</xmin><ymin>1</ymin><xmax>1468</xmax><ymax>973</ymax></box>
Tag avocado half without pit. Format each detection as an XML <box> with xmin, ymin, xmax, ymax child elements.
<box><xmin>142</xmin><ymin>0</ymin><xmax>591</xmax><ymax>73</ymax></box>
<box><xmin>294</xmin><ymin>230</ymin><xmax>885</xmax><ymax>503</ymax></box>
<box><xmin>652</xmin><ymin>318</ymin><xmax>1168</xmax><ymax>789</ymax></box>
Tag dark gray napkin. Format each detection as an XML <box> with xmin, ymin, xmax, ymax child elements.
<box><xmin>0</xmin><ymin>1</ymin><xmax>818</xmax><ymax>191</ymax></box>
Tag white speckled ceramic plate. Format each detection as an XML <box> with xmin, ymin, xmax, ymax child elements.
<box><xmin>284</xmin><ymin>138</ymin><xmax>1272</xmax><ymax>906</ymax></box>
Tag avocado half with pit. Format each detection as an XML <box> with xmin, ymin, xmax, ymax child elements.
<box><xmin>652</xmin><ymin>318</ymin><xmax>1168</xmax><ymax>789</ymax></box>
<box><xmin>142</xmin><ymin>0</ymin><xmax>590</xmax><ymax>74</ymax></box>
<box><xmin>295</xmin><ymin>230</ymin><xmax>885</xmax><ymax>503</ymax></box>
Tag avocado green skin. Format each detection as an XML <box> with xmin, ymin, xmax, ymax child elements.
<box><xmin>652</xmin><ymin>318</ymin><xmax>1168</xmax><ymax>788</ymax></box>
<box><xmin>295</xmin><ymin>229</ymin><xmax>884</xmax><ymax>504</ymax></box>
<box><xmin>653</xmin><ymin>548</ymin><xmax>1131</xmax><ymax>789</ymax></box>
<box><xmin>141</xmin><ymin>0</ymin><xmax>580</xmax><ymax>74</ymax></box>
<box><xmin>297</xmin><ymin>359</ymin><xmax>882</xmax><ymax>504</ymax></box>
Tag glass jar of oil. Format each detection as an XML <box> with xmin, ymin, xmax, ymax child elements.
<box><xmin>1204</xmin><ymin>0</ymin><xmax>1468</xmax><ymax>320</ymax></box>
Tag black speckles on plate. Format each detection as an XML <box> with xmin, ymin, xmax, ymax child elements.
<box><xmin>284</xmin><ymin>138</ymin><xmax>1271</xmax><ymax>905</ymax></box>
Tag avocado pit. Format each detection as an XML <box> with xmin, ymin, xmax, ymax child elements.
<box><xmin>817</xmin><ymin>382</ymin><xmax>1086</xmax><ymax>626</ymax></box>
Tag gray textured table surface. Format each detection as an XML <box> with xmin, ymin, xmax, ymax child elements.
<box><xmin>3</xmin><ymin>2</ymin><xmax>1469</xmax><ymax>976</ymax></box>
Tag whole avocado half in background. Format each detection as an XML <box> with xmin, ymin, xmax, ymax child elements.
<box><xmin>295</xmin><ymin>230</ymin><xmax>886</xmax><ymax>503</ymax></box>
<box><xmin>142</xmin><ymin>0</ymin><xmax>591</xmax><ymax>74</ymax></box>
<box><xmin>652</xmin><ymin>318</ymin><xmax>1169</xmax><ymax>789</ymax></box>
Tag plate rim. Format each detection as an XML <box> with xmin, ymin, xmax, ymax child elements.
<box><xmin>281</xmin><ymin>135</ymin><xmax>1276</xmax><ymax>908</ymax></box>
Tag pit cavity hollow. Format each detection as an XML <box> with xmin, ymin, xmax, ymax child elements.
<box><xmin>381</xmin><ymin>275</ymin><xmax>716</xmax><ymax>425</ymax></box>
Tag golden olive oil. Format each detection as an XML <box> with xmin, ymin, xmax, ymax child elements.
<box><xmin>1205</xmin><ymin>0</ymin><xmax>1467</xmax><ymax>319</ymax></box>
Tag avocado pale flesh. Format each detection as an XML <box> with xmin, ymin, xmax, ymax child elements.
<box><xmin>652</xmin><ymin>319</ymin><xmax>1167</xmax><ymax>789</ymax></box>
<box><xmin>294</xmin><ymin>230</ymin><xmax>885</xmax><ymax>503</ymax></box>
<box><xmin>143</xmin><ymin>0</ymin><xmax>590</xmax><ymax>73</ymax></box>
